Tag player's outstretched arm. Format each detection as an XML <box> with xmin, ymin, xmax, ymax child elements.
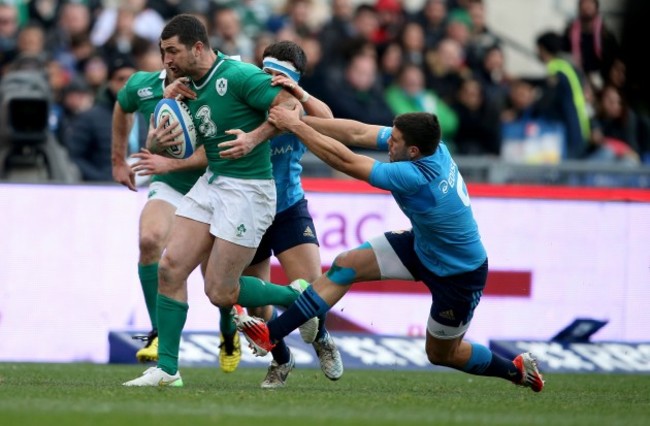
<box><xmin>270</xmin><ymin>74</ymin><xmax>333</xmax><ymax>119</ymax></box>
<box><xmin>219</xmin><ymin>88</ymin><xmax>298</xmax><ymax>159</ymax></box>
<box><xmin>163</xmin><ymin>77</ymin><xmax>196</xmax><ymax>100</ymax></box>
<box><xmin>300</xmin><ymin>91</ymin><xmax>332</xmax><ymax>119</ymax></box>
<box><xmin>131</xmin><ymin>145</ymin><xmax>208</xmax><ymax>176</ymax></box>
<box><xmin>269</xmin><ymin>105</ymin><xmax>375</xmax><ymax>182</ymax></box>
<box><xmin>111</xmin><ymin>102</ymin><xmax>136</xmax><ymax>191</ymax></box>
<box><xmin>302</xmin><ymin>116</ymin><xmax>385</xmax><ymax>150</ymax></box>
<box><xmin>219</xmin><ymin>122</ymin><xmax>279</xmax><ymax>159</ymax></box>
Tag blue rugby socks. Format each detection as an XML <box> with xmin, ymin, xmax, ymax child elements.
<box><xmin>462</xmin><ymin>343</ymin><xmax>521</xmax><ymax>381</ymax></box>
<box><xmin>268</xmin><ymin>285</ymin><xmax>330</xmax><ymax>342</ymax></box>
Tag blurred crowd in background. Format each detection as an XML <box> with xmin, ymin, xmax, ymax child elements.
<box><xmin>0</xmin><ymin>0</ymin><xmax>648</xmax><ymax>184</ymax></box>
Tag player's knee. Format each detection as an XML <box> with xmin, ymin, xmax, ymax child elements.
<box><xmin>158</xmin><ymin>254</ymin><xmax>185</xmax><ymax>285</ymax></box>
<box><xmin>205</xmin><ymin>282</ymin><xmax>237</xmax><ymax>307</ymax></box>
<box><xmin>326</xmin><ymin>251</ymin><xmax>359</xmax><ymax>286</ymax></box>
<box><xmin>139</xmin><ymin>231</ymin><xmax>165</xmax><ymax>259</ymax></box>
<box><xmin>426</xmin><ymin>348</ymin><xmax>453</xmax><ymax>367</ymax></box>
<box><xmin>333</xmin><ymin>250</ymin><xmax>353</xmax><ymax>267</ymax></box>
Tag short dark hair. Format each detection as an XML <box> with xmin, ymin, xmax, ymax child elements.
<box><xmin>536</xmin><ymin>31</ymin><xmax>562</xmax><ymax>56</ymax></box>
<box><xmin>160</xmin><ymin>14</ymin><xmax>210</xmax><ymax>49</ymax></box>
<box><xmin>262</xmin><ymin>40</ymin><xmax>307</xmax><ymax>74</ymax></box>
<box><xmin>393</xmin><ymin>112</ymin><xmax>441</xmax><ymax>156</ymax></box>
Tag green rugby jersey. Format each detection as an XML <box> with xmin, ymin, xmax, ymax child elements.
<box><xmin>188</xmin><ymin>53</ymin><xmax>281</xmax><ymax>180</ymax></box>
<box><xmin>117</xmin><ymin>70</ymin><xmax>204</xmax><ymax>195</ymax></box>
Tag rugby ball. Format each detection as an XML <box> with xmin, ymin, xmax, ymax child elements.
<box><xmin>153</xmin><ymin>98</ymin><xmax>196</xmax><ymax>159</ymax></box>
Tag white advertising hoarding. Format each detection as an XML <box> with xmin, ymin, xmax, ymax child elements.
<box><xmin>0</xmin><ymin>183</ymin><xmax>648</xmax><ymax>362</ymax></box>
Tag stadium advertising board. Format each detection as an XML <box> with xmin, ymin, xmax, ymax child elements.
<box><xmin>0</xmin><ymin>183</ymin><xmax>648</xmax><ymax>363</ymax></box>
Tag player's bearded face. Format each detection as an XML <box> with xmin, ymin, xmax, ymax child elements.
<box><xmin>390</xmin><ymin>145</ymin><xmax>410</xmax><ymax>163</ymax></box>
<box><xmin>177</xmin><ymin>48</ymin><xmax>200</xmax><ymax>77</ymax></box>
<box><xmin>161</xmin><ymin>37</ymin><xmax>196</xmax><ymax>77</ymax></box>
<box><xmin>388</xmin><ymin>129</ymin><xmax>409</xmax><ymax>163</ymax></box>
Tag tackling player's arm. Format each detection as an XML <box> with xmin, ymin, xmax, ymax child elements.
<box><xmin>219</xmin><ymin>88</ymin><xmax>299</xmax><ymax>159</ymax></box>
<box><xmin>302</xmin><ymin>115</ymin><xmax>386</xmax><ymax>150</ymax></box>
<box><xmin>270</xmin><ymin>73</ymin><xmax>333</xmax><ymax>119</ymax></box>
<box><xmin>131</xmin><ymin>145</ymin><xmax>208</xmax><ymax>176</ymax></box>
<box><xmin>220</xmin><ymin>121</ymin><xmax>279</xmax><ymax>159</ymax></box>
<box><xmin>268</xmin><ymin>105</ymin><xmax>375</xmax><ymax>182</ymax></box>
<box><xmin>163</xmin><ymin>76</ymin><xmax>196</xmax><ymax>100</ymax></box>
<box><xmin>111</xmin><ymin>102</ymin><xmax>136</xmax><ymax>191</ymax></box>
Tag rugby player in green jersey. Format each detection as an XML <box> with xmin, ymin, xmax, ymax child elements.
<box><xmin>129</xmin><ymin>40</ymin><xmax>344</xmax><ymax>388</ymax></box>
<box><xmin>123</xmin><ymin>14</ymin><xmax>308</xmax><ymax>387</ymax></box>
<box><xmin>111</xmin><ymin>55</ymin><xmax>242</xmax><ymax>372</ymax></box>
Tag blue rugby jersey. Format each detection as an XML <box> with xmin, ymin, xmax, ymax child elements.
<box><xmin>370</xmin><ymin>133</ymin><xmax>486</xmax><ymax>276</ymax></box>
<box><xmin>270</xmin><ymin>132</ymin><xmax>307</xmax><ymax>213</ymax></box>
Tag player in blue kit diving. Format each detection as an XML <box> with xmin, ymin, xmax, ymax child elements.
<box><xmin>233</xmin><ymin>110</ymin><xmax>545</xmax><ymax>393</ymax></box>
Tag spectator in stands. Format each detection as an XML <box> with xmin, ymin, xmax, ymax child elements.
<box><xmin>412</xmin><ymin>0</ymin><xmax>448</xmax><ymax>50</ymax></box>
<box><xmin>51</xmin><ymin>76</ymin><xmax>95</xmax><ymax>145</ymax></box>
<box><xmin>373</xmin><ymin>0</ymin><xmax>405</xmax><ymax>46</ymax></box>
<box><xmin>424</xmin><ymin>37</ymin><xmax>471</xmax><ymax>104</ymax></box>
<box><xmin>266</xmin><ymin>0</ymin><xmax>314</xmax><ymax>38</ymax></box>
<box><xmin>322</xmin><ymin>3</ymin><xmax>379</xmax><ymax>75</ymax></box>
<box><xmin>347</xmin><ymin>4</ymin><xmax>380</xmax><ymax>47</ymax></box>
<box><xmin>275</xmin><ymin>22</ymin><xmax>303</xmax><ymax>45</ymax></box>
<box><xmin>67</xmin><ymin>55</ymin><xmax>143</xmax><ymax>182</ymax></box>
<box><xmin>474</xmin><ymin>45</ymin><xmax>511</xmax><ymax>113</ymax></box>
<box><xmin>147</xmin><ymin>0</ymin><xmax>184</xmax><ymax>21</ymax></box>
<box><xmin>45</xmin><ymin>2</ymin><xmax>91</xmax><ymax>60</ymax></box>
<box><xmin>324</xmin><ymin>52</ymin><xmax>394</xmax><ymax>126</ymax></box>
<box><xmin>0</xmin><ymin>3</ymin><xmax>19</xmax><ymax>72</ymax></box>
<box><xmin>222</xmin><ymin>0</ymin><xmax>273</xmax><ymax>38</ymax></box>
<box><xmin>605</xmin><ymin>57</ymin><xmax>625</xmax><ymax>90</ymax></box>
<box><xmin>562</xmin><ymin>0</ymin><xmax>620</xmax><ymax>90</ymax></box>
<box><xmin>447</xmin><ymin>0</ymin><xmax>473</xmax><ymax>28</ymax></box>
<box><xmin>444</xmin><ymin>15</ymin><xmax>471</xmax><ymax>52</ymax></box>
<box><xmin>318</xmin><ymin>0</ymin><xmax>355</xmax><ymax>65</ymax></box>
<box><xmin>451</xmin><ymin>77</ymin><xmax>501</xmax><ymax>156</ymax></box>
<box><xmin>83</xmin><ymin>54</ymin><xmax>109</xmax><ymax>94</ymax></box>
<box><xmin>397</xmin><ymin>21</ymin><xmax>426</xmax><ymax>67</ymax></box>
<box><xmin>59</xmin><ymin>33</ymin><xmax>98</xmax><ymax>79</ymax></box>
<box><xmin>298</xmin><ymin>35</ymin><xmax>329</xmax><ymax>102</ymax></box>
<box><xmin>323</xmin><ymin>34</ymin><xmax>378</xmax><ymax>98</ymax></box>
<box><xmin>91</xmin><ymin>0</ymin><xmax>165</xmax><ymax>47</ymax></box>
<box><xmin>136</xmin><ymin>46</ymin><xmax>164</xmax><ymax>72</ymax></box>
<box><xmin>384</xmin><ymin>62</ymin><xmax>458</xmax><ymax>147</ymax></box>
<box><xmin>464</xmin><ymin>0</ymin><xmax>501</xmax><ymax>73</ymax></box>
<box><xmin>27</xmin><ymin>0</ymin><xmax>62</xmax><ymax>32</ymax></box>
<box><xmin>500</xmin><ymin>78</ymin><xmax>541</xmax><ymax>124</ymax></box>
<box><xmin>587</xmin><ymin>84</ymin><xmax>646</xmax><ymax>164</ymax></box>
<box><xmin>46</xmin><ymin>58</ymin><xmax>71</xmax><ymax>119</ymax></box>
<box><xmin>98</xmin><ymin>4</ymin><xmax>153</xmax><ymax>67</ymax></box>
<box><xmin>16</xmin><ymin>22</ymin><xmax>47</xmax><ymax>63</ymax></box>
<box><xmin>378</xmin><ymin>41</ymin><xmax>403</xmax><ymax>87</ymax></box>
<box><xmin>535</xmin><ymin>31</ymin><xmax>591</xmax><ymax>160</ymax></box>
<box><xmin>209</xmin><ymin>6</ymin><xmax>255</xmax><ymax>63</ymax></box>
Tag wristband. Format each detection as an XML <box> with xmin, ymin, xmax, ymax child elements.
<box><xmin>300</xmin><ymin>90</ymin><xmax>310</xmax><ymax>103</ymax></box>
<box><xmin>376</xmin><ymin>127</ymin><xmax>391</xmax><ymax>151</ymax></box>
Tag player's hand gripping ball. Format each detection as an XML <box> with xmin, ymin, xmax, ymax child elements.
<box><xmin>153</xmin><ymin>98</ymin><xmax>197</xmax><ymax>159</ymax></box>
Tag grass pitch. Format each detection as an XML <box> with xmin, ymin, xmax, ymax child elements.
<box><xmin>0</xmin><ymin>363</ymin><xmax>649</xmax><ymax>426</ymax></box>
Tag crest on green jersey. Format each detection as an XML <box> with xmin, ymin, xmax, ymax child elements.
<box><xmin>216</xmin><ymin>78</ymin><xmax>227</xmax><ymax>96</ymax></box>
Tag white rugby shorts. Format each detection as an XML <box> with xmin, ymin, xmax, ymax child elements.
<box><xmin>146</xmin><ymin>181</ymin><xmax>185</xmax><ymax>209</ymax></box>
<box><xmin>368</xmin><ymin>233</ymin><xmax>471</xmax><ymax>340</ymax></box>
<box><xmin>176</xmin><ymin>171</ymin><xmax>276</xmax><ymax>248</ymax></box>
